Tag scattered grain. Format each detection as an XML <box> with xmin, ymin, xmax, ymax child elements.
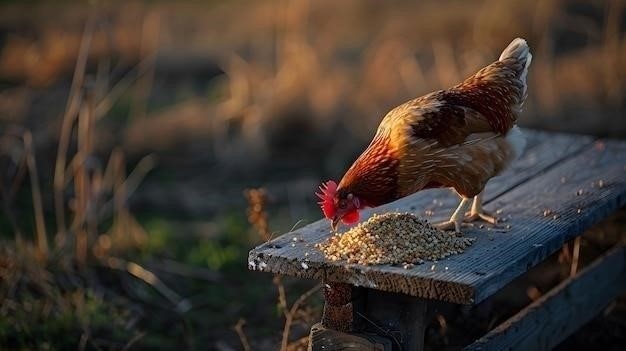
<box><xmin>316</xmin><ymin>213</ymin><xmax>475</xmax><ymax>265</ymax></box>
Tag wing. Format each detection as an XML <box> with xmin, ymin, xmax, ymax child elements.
<box><xmin>379</xmin><ymin>92</ymin><xmax>511</xmax><ymax>198</ymax></box>
<box><xmin>379</xmin><ymin>91</ymin><xmax>496</xmax><ymax>148</ymax></box>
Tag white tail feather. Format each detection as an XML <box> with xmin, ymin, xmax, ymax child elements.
<box><xmin>499</xmin><ymin>38</ymin><xmax>532</xmax><ymax>97</ymax></box>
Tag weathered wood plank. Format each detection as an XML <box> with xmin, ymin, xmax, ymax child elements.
<box><xmin>464</xmin><ymin>245</ymin><xmax>626</xmax><ymax>351</ymax></box>
<box><xmin>248</xmin><ymin>131</ymin><xmax>618</xmax><ymax>304</ymax></box>
<box><xmin>468</xmin><ymin>141</ymin><xmax>626</xmax><ymax>303</ymax></box>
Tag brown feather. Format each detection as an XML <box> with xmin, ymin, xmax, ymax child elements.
<box><xmin>337</xmin><ymin>134</ymin><xmax>399</xmax><ymax>207</ymax></box>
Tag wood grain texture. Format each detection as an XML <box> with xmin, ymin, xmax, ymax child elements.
<box><xmin>248</xmin><ymin>130</ymin><xmax>620</xmax><ymax>304</ymax></box>
<box><xmin>463</xmin><ymin>245</ymin><xmax>626</xmax><ymax>351</ymax></box>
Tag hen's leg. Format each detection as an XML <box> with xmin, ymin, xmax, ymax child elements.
<box><xmin>464</xmin><ymin>191</ymin><xmax>497</xmax><ymax>224</ymax></box>
<box><xmin>434</xmin><ymin>197</ymin><xmax>471</xmax><ymax>233</ymax></box>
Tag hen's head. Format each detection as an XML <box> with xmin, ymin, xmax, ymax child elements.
<box><xmin>316</xmin><ymin>180</ymin><xmax>362</xmax><ymax>230</ymax></box>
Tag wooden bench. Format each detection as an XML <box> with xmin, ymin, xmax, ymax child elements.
<box><xmin>248</xmin><ymin>129</ymin><xmax>626</xmax><ymax>351</ymax></box>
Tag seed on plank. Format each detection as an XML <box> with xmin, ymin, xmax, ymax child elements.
<box><xmin>316</xmin><ymin>212</ymin><xmax>475</xmax><ymax>266</ymax></box>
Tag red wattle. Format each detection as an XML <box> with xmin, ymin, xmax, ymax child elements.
<box><xmin>342</xmin><ymin>210</ymin><xmax>359</xmax><ymax>224</ymax></box>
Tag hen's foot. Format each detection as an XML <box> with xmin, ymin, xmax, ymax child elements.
<box><xmin>434</xmin><ymin>197</ymin><xmax>472</xmax><ymax>234</ymax></box>
<box><xmin>434</xmin><ymin>219</ymin><xmax>462</xmax><ymax>234</ymax></box>
<box><xmin>464</xmin><ymin>210</ymin><xmax>498</xmax><ymax>224</ymax></box>
<box><xmin>464</xmin><ymin>192</ymin><xmax>498</xmax><ymax>224</ymax></box>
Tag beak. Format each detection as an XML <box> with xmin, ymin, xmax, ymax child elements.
<box><xmin>331</xmin><ymin>216</ymin><xmax>340</xmax><ymax>231</ymax></box>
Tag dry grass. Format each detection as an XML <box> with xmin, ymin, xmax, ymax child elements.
<box><xmin>0</xmin><ymin>20</ymin><xmax>177</xmax><ymax>349</ymax></box>
<box><xmin>2</xmin><ymin>1</ymin><xmax>624</xmax><ymax>174</ymax></box>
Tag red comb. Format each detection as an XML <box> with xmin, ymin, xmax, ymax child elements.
<box><xmin>316</xmin><ymin>180</ymin><xmax>337</xmax><ymax>219</ymax></box>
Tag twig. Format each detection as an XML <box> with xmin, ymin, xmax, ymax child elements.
<box><xmin>570</xmin><ymin>236</ymin><xmax>581</xmax><ymax>277</ymax></box>
<box><xmin>122</xmin><ymin>331</ymin><xmax>146</xmax><ymax>351</ymax></box>
<box><xmin>233</xmin><ymin>318</ymin><xmax>251</xmax><ymax>351</ymax></box>
<box><xmin>95</xmin><ymin>52</ymin><xmax>158</xmax><ymax>120</ymax></box>
<box><xmin>288</xmin><ymin>219</ymin><xmax>306</xmax><ymax>233</ymax></box>
<box><xmin>74</xmin><ymin>84</ymin><xmax>96</xmax><ymax>267</ymax></box>
<box><xmin>54</xmin><ymin>15</ymin><xmax>95</xmax><ymax>242</ymax></box>
<box><xmin>78</xmin><ymin>332</ymin><xmax>88</xmax><ymax>351</ymax></box>
<box><xmin>61</xmin><ymin>152</ymin><xmax>87</xmax><ymax>188</ymax></box>
<box><xmin>356</xmin><ymin>311</ymin><xmax>402</xmax><ymax>348</ymax></box>
<box><xmin>97</xmin><ymin>154</ymin><xmax>157</xmax><ymax>220</ymax></box>
<box><xmin>23</xmin><ymin>131</ymin><xmax>48</xmax><ymax>258</ymax></box>
<box><xmin>273</xmin><ymin>275</ymin><xmax>288</xmax><ymax>318</ymax></box>
<box><xmin>131</xmin><ymin>11</ymin><xmax>160</xmax><ymax>122</ymax></box>
<box><xmin>280</xmin><ymin>284</ymin><xmax>322</xmax><ymax>351</ymax></box>
<box><xmin>113</xmin><ymin>155</ymin><xmax>156</xmax><ymax>204</ymax></box>
<box><xmin>146</xmin><ymin>259</ymin><xmax>221</xmax><ymax>283</ymax></box>
<box><xmin>104</xmin><ymin>257</ymin><xmax>191</xmax><ymax>313</ymax></box>
<box><xmin>245</xmin><ymin>188</ymin><xmax>271</xmax><ymax>241</ymax></box>
<box><xmin>7</xmin><ymin>147</ymin><xmax>27</xmax><ymax>201</ymax></box>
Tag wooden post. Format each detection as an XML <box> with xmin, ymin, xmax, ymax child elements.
<box><xmin>322</xmin><ymin>282</ymin><xmax>353</xmax><ymax>332</ymax></box>
<box><xmin>310</xmin><ymin>282</ymin><xmax>391</xmax><ymax>350</ymax></box>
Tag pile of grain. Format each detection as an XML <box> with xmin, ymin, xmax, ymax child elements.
<box><xmin>316</xmin><ymin>212</ymin><xmax>475</xmax><ymax>265</ymax></box>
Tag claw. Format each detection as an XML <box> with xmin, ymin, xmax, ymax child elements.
<box><xmin>434</xmin><ymin>220</ymin><xmax>462</xmax><ymax>234</ymax></box>
<box><xmin>464</xmin><ymin>211</ymin><xmax>498</xmax><ymax>224</ymax></box>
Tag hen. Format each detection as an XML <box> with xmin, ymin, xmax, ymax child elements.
<box><xmin>318</xmin><ymin>38</ymin><xmax>532</xmax><ymax>232</ymax></box>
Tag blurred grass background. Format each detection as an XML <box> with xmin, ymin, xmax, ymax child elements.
<box><xmin>0</xmin><ymin>0</ymin><xmax>625</xmax><ymax>350</ymax></box>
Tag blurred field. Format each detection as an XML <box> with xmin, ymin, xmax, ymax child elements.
<box><xmin>0</xmin><ymin>0</ymin><xmax>625</xmax><ymax>350</ymax></box>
